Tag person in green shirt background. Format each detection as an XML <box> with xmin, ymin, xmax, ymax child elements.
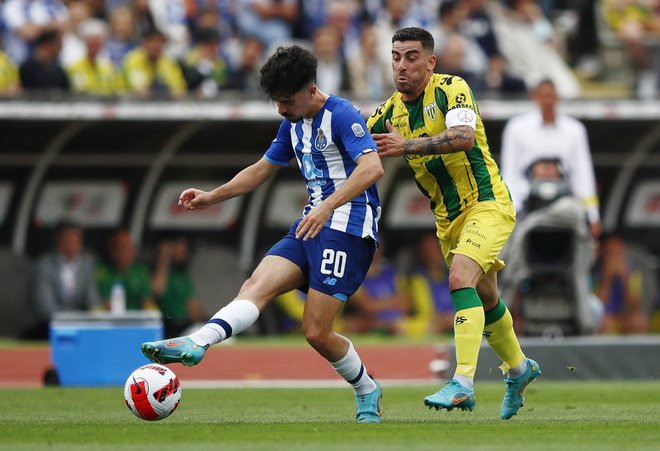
<box><xmin>150</xmin><ymin>234</ymin><xmax>205</xmax><ymax>338</ymax></box>
<box><xmin>96</xmin><ymin>229</ymin><xmax>155</xmax><ymax>311</ymax></box>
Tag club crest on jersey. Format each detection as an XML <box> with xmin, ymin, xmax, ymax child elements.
<box><xmin>351</xmin><ymin>123</ymin><xmax>365</xmax><ymax>137</ymax></box>
<box><xmin>424</xmin><ymin>103</ymin><xmax>437</xmax><ymax>121</ymax></box>
<box><xmin>315</xmin><ymin>129</ymin><xmax>328</xmax><ymax>150</ymax></box>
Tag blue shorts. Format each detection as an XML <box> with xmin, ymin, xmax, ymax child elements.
<box><xmin>266</xmin><ymin>219</ymin><xmax>377</xmax><ymax>301</ymax></box>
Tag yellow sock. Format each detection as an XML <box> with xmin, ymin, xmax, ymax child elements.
<box><xmin>451</xmin><ymin>288</ymin><xmax>484</xmax><ymax>380</ymax></box>
<box><xmin>484</xmin><ymin>299</ymin><xmax>525</xmax><ymax>374</ymax></box>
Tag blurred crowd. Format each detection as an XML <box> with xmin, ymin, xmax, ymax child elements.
<box><xmin>0</xmin><ymin>0</ymin><xmax>658</xmax><ymax>101</ymax></box>
<box><xmin>24</xmin><ymin>222</ymin><xmax>205</xmax><ymax>340</ymax></box>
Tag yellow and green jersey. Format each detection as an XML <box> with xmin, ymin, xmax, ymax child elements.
<box><xmin>367</xmin><ymin>73</ymin><xmax>511</xmax><ymax>229</ymax></box>
<box><xmin>0</xmin><ymin>51</ymin><xmax>19</xmax><ymax>93</ymax></box>
<box><xmin>67</xmin><ymin>56</ymin><xmax>125</xmax><ymax>96</ymax></box>
<box><xmin>123</xmin><ymin>48</ymin><xmax>186</xmax><ymax>97</ymax></box>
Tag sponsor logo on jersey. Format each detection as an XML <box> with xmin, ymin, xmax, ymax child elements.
<box><xmin>315</xmin><ymin>128</ymin><xmax>328</xmax><ymax>150</ymax></box>
<box><xmin>351</xmin><ymin>123</ymin><xmax>365</xmax><ymax>137</ymax></box>
<box><xmin>424</xmin><ymin>103</ymin><xmax>437</xmax><ymax>121</ymax></box>
<box><xmin>455</xmin><ymin>316</ymin><xmax>467</xmax><ymax>325</ymax></box>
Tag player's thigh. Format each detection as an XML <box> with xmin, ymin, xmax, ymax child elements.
<box><xmin>238</xmin><ymin>255</ymin><xmax>306</xmax><ymax>309</ymax></box>
<box><xmin>302</xmin><ymin>288</ymin><xmax>345</xmax><ymax>335</ymax></box>
<box><xmin>449</xmin><ymin>201</ymin><xmax>515</xmax><ymax>274</ymax></box>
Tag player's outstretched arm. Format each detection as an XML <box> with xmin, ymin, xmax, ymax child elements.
<box><xmin>295</xmin><ymin>151</ymin><xmax>383</xmax><ymax>240</ymax></box>
<box><xmin>179</xmin><ymin>157</ymin><xmax>280</xmax><ymax>210</ymax></box>
<box><xmin>373</xmin><ymin>120</ymin><xmax>474</xmax><ymax>157</ymax></box>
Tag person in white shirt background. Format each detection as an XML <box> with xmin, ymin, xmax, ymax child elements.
<box><xmin>500</xmin><ymin>78</ymin><xmax>601</xmax><ymax>239</ymax></box>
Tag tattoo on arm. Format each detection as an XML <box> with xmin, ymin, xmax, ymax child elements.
<box><xmin>402</xmin><ymin>126</ymin><xmax>474</xmax><ymax>156</ymax></box>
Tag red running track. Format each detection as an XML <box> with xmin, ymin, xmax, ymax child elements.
<box><xmin>2</xmin><ymin>343</ymin><xmax>443</xmax><ymax>387</ymax></box>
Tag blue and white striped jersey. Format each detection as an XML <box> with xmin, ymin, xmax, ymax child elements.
<box><xmin>264</xmin><ymin>96</ymin><xmax>381</xmax><ymax>241</ymax></box>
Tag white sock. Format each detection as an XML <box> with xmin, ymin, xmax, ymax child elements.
<box><xmin>188</xmin><ymin>299</ymin><xmax>260</xmax><ymax>347</ymax></box>
<box><xmin>330</xmin><ymin>341</ymin><xmax>377</xmax><ymax>395</ymax></box>
<box><xmin>453</xmin><ymin>374</ymin><xmax>473</xmax><ymax>390</ymax></box>
<box><xmin>508</xmin><ymin>359</ymin><xmax>529</xmax><ymax>378</ymax></box>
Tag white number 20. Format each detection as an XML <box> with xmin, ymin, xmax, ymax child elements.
<box><xmin>320</xmin><ymin>249</ymin><xmax>347</xmax><ymax>278</ymax></box>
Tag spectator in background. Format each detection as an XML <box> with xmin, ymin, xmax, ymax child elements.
<box><xmin>96</xmin><ymin>229</ymin><xmax>155</xmax><ymax>312</ymax></box>
<box><xmin>180</xmin><ymin>27</ymin><xmax>231</xmax><ymax>98</ymax></box>
<box><xmin>235</xmin><ymin>0</ymin><xmax>298</xmax><ymax>48</ymax></box>
<box><xmin>0</xmin><ymin>45</ymin><xmax>20</xmax><ymax>96</ymax></box>
<box><xmin>487</xmin><ymin>0</ymin><xmax>581</xmax><ymax>98</ymax></box>
<box><xmin>460</xmin><ymin>0</ymin><xmax>527</xmax><ymax>96</ymax></box>
<box><xmin>374</xmin><ymin>0</ymin><xmax>424</xmax><ymax>69</ymax></box>
<box><xmin>151</xmin><ymin>234</ymin><xmax>205</xmax><ymax>338</ymax></box>
<box><xmin>132</xmin><ymin>0</ymin><xmax>158</xmax><ymax>39</ymax></box>
<box><xmin>148</xmin><ymin>0</ymin><xmax>191</xmax><ymax>58</ymax></box>
<box><xmin>189</xmin><ymin>5</ymin><xmax>232</xmax><ymax>43</ymax></box>
<box><xmin>123</xmin><ymin>27</ymin><xmax>187</xmax><ymax>98</ymax></box>
<box><xmin>1</xmin><ymin>0</ymin><xmax>69</xmax><ymax>65</ymax></box>
<box><xmin>106</xmin><ymin>5</ymin><xmax>138</xmax><ymax>68</ymax></box>
<box><xmin>24</xmin><ymin>221</ymin><xmax>101</xmax><ymax>340</ymax></box>
<box><xmin>408</xmin><ymin>232</ymin><xmax>453</xmax><ymax>335</ymax></box>
<box><xmin>59</xmin><ymin>0</ymin><xmax>92</xmax><ymax>69</ymax></box>
<box><xmin>347</xmin><ymin>23</ymin><xmax>393</xmax><ymax>100</ymax></box>
<box><xmin>222</xmin><ymin>36</ymin><xmax>263</xmax><ymax>92</ymax></box>
<box><xmin>343</xmin><ymin>238</ymin><xmax>412</xmax><ymax>335</ymax></box>
<box><xmin>66</xmin><ymin>19</ymin><xmax>124</xmax><ymax>97</ymax></box>
<box><xmin>324</xmin><ymin>0</ymin><xmax>362</xmax><ymax>62</ymax></box>
<box><xmin>433</xmin><ymin>0</ymin><xmax>487</xmax><ymax>92</ymax></box>
<box><xmin>19</xmin><ymin>29</ymin><xmax>70</xmax><ymax>92</ymax></box>
<box><xmin>594</xmin><ymin>234</ymin><xmax>650</xmax><ymax>334</ymax></box>
<box><xmin>311</xmin><ymin>24</ymin><xmax>350</xmax><ymax>94</ymax></box>
<box><xmin>500</xmin><ymin>79</ymin><xmax>601</xmax><ymax>238</ymax></box>
<box><xmin>603</xmin><ymin>0</ymin><xmax>660</xmax><ymax>99</ymax></box>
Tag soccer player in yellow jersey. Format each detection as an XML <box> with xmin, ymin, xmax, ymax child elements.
<box><xmin>367</xmin><ymin>27</ymin><xmax>541</xmax><ymax>420</ymax></box>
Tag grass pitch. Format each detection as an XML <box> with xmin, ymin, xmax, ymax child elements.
<box><xmin>1</xmin><ymin>382</ymin><xmax>658</xmax><ymax>451</ymax></box>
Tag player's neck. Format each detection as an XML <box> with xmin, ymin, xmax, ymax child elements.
<box><xmin>306</xmin><ymin>90</ymin><xmax>330</xmax><ymax>118</ymax></box>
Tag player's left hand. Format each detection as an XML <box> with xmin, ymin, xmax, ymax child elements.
<box><xmin>295</xmin><ymin>204</ymin><xmax>331</xmax><ymax>241</ymax></box>
<box><xmin>372</xmin><ymin>120</ymin><xmax>405</xmax><ymax>157</ymax></box>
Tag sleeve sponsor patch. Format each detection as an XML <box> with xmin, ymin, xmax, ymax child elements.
<box><xmin>351</xmin><ymin>123</ymin><xmax>366</xmax><ymax>137</ymax></box>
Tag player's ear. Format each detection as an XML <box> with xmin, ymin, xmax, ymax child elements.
<box><xmin>309</xmin><ymin>83</ymin><xmax>317</xmax><ymax>97</ymax></box>
<box><xmin>428</xmin><ymin>53</ymin><xmax>437</xmax><ymax>71</ymax></box>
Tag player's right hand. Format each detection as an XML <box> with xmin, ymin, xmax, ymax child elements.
<box><xmin>178</xmin><ymin>188</ymin><xmax>212</xmax><ymax>210</ymax></box>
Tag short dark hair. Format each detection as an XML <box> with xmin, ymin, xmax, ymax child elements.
<box><xmin>259</xmin><ymin>45</ymin><xmax>317</xmax><ymax>100</ymax></box>
<box><xmin>392</xmin><ymin>27</ymin><xmax>435</xmax><ymax>54</ymax></box>
<box><xmin>53</xmin><ymin>220</ymin><xmax>82</xmax><ymax>239</ymax></box>
<box><xmin>534</xmin><ymin>78</ymin><xmax>556</xmax><ymax>91</ymax></box>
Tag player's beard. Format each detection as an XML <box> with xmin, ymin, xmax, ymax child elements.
<box><xmin>282</xmin><ymin>113</ymin><xmax>303</xmax><ymax>123</ymax></box>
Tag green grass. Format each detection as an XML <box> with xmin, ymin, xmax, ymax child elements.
<box><xmin>1</xmin><ymin>382</ymin><xmax>659</xmax><ymax>451</ymax></box>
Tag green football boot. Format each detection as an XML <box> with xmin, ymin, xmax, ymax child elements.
<box><xmin>141</xmin><ymin>337</ymin><xmax>208</xmax><ymax>367</ymax></box>
<box><xmin>500</xmin><ymin>358</ymin><xmax>542</xmax><ymax>420</ymax></box>
<box><xmin>424</xmin><ymin>379</ymin><xmax>475</xmax><ymax>412</ymax></box>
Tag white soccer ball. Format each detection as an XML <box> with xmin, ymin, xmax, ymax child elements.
<box><xmin>124</xmin><ymin>364</ymin><xmax>182</xmax><ymax>421</ymax></box>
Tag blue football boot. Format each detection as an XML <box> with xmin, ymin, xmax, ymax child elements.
<box><xmin>355</xmin><ymin>379</ymin><xmax>382</xmax><ymax>423</ymax></box>
<box><xmin>141</xmin><ymin>337</ymin><xmax>208</xmax><ymax>367</ymax></box>
<box><xmin>500</xmin><ymin>358</ymin><xmax>542</xmax><ymax>420</ymax></box>
<box><xmin>424</xmin><ymin>379</ymin><xmax>475</xmax><ymax>412</ymax></box>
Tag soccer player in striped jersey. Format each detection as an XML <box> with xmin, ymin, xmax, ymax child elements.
<box><xmin>142</xmin><ymin>45</ymin><xmax>384</xmax><ymax>423</ymax></box>
<box><xmin>367</xmin><ymin>27</ymin><xmax>540</xmax><ymax>420</ymax></box>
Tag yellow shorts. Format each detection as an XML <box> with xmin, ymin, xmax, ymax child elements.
<box><xmin>437</xmin><ymin>201</ymin><xmax>516</xmax><ymax>274</ymax></box>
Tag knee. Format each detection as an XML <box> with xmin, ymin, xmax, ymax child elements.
<box><xmin>303</xmin><ymin>325</ymin><xmax>330</xmax><ymax>351</ymax></box>
<box><xmin>448</xmin><ymin>270</ymin><xmax>476</xmax><ymax>292</ymax></box>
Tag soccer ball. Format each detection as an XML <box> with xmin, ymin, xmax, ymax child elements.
<box><xmin>124</xmin><ymin>364</ymin><xmax>182</xmax><ymax>421</ymax></box>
